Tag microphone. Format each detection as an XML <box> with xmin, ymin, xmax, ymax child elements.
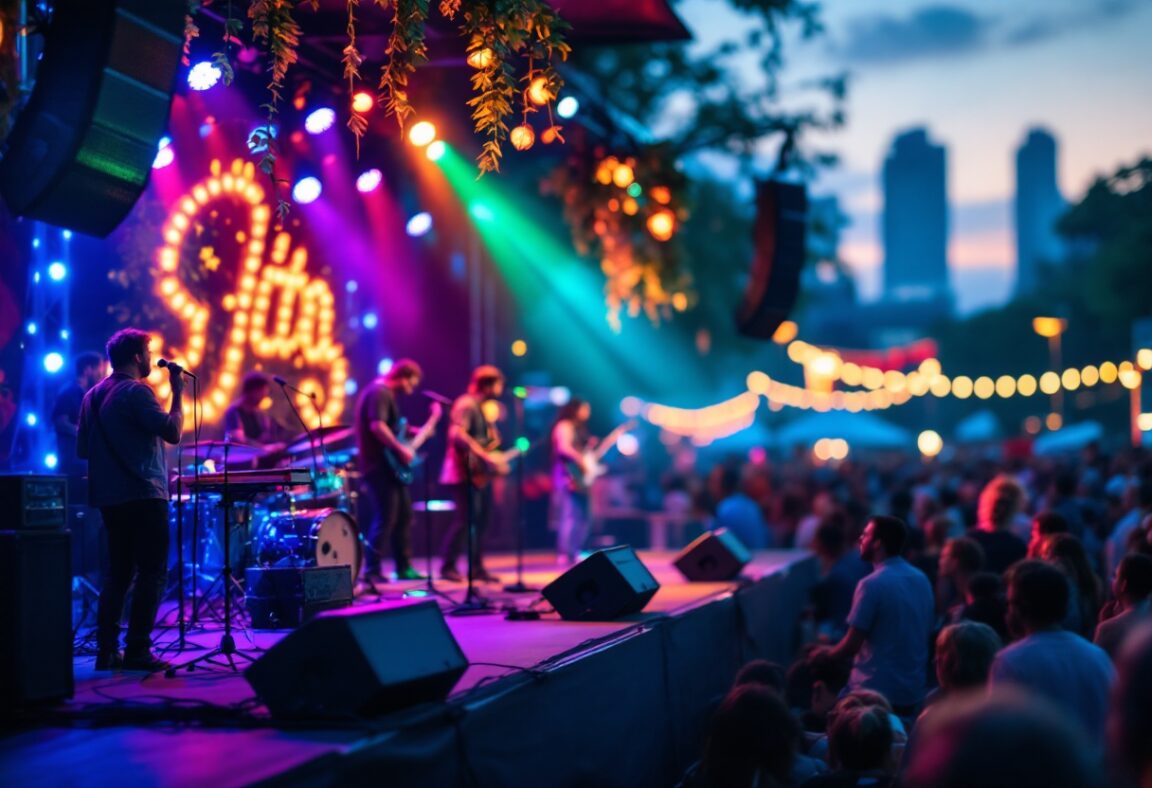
<box><xmin>422</xmin><ymin>390</ymin><xmax>453</xmax><ymax>405</ymax></box>
<box><xmin>273</xmin><ymin>375</ymin><xmax>316</xmax><ymax>400</ymax></box>
<box><xmin>157</xmin><ymin>358</ymin><xmax>197</xmax><ymax>378</ymax></box>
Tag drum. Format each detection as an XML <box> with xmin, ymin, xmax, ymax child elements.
<box><xmin>252</xmin><ymin>508</ymin><xmax>362</xmax><ymax>577</ymax></box>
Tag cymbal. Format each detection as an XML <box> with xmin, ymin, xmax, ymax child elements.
<box><xmin>192</xmin><ymin>440</ymin><xmax>267</xmax><ymax>463</ymax></box>
<box><xmin>284</xmin><ymin>425</ymin><xmax>355</xmax><ymax>456</ymax></box>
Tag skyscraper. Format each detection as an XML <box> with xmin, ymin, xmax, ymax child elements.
<box><xmin>882</xmin><ymin>128</ymin><xmax>950</xmax><ymax>307</ymax></box>
<box><xmin>1014</xmin><ymin>127</ymin><xmax>1066</xmax><ymax>295</ymax></box>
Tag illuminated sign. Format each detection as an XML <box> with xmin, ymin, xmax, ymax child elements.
<box><xmin>152</xmin><ymin>159</ymin><xmax>348</xmax><ymax>429</ymax></box>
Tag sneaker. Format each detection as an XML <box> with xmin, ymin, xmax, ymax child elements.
<box><xmin>95</xmin><ymin>650</ymin><xmax>123</xmax><ymax>671</ymax></box>
<box><xmin>395</xmin><ymin>566</ymin><xmax>427</xmax><ymax>581</ymax></box>
<box><xmin>476</xmin><ymin>569</ymin><xmax>503</xmax><ymax>584</ymax></box>
<box><xmin>440</xmin><ymin>566</ymin><xmax>463</xmax><ymax>582</ymax></box>
<box><xmin>122</xmin><ymin>650</ymin><xmax>172</xmax><ymax>673</ymax></box>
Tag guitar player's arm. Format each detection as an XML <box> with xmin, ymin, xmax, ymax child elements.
<box><xmin>448</xmin><ymin>401</ymin><xmax>498</xmax><ymax>465</ymax></box>
<box><xmin>553</xmin><ymin>420</ymin><xmax>585</xmax><ymax>474</ymax></box>
<box><xmin>371</xmin><ymin>419</ymin><xmax>413</xmax><ymax>464</ymax></box>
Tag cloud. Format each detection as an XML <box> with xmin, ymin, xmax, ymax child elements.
<box><xmin>835</xmin><ymin>5</ymin><xmax>993</xmax><ymax>65</ymax></box>
<box><xmin>1006</xmin><ymin>0</ymin><xmax>1145</xmax><ymax>46</ymax></box>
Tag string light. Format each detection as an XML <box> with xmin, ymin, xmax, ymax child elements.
<box><xmin>152</xmin><ymin>158</ymin><xmax>348</xmax><ymax>428</ymax></box>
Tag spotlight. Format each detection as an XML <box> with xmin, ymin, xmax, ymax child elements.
<box><xmin>408</xmin><ymin>121</ymin><xmax>437</xmax><ymax>147</ymax></box>
<box><xmin>344</xmin><ymin>379</ymin><xmax>359</xmax><ymax>396</ymax></box>
<box><xmin>363</xmin><ymin>312</ymin><xmax>379</xmax><ymax>330</ymax></box>
<box><xmin>405</xmin><ymin>212</ymin><xmax>433</xmax><ymax>237</ymax></box>
<box><xmin>549</xmin><ymin>386</ymin><xmax>571</xmax><ymax>406</ymax></box>
<box><xmin>187</xmin><ymin>61</ymin><xmax>222</xmax><ymax>91</ymax></box>
<box><xmin>47</xmin><ymin>262</ymin><xmax>67</xmax><ymax>281</ymax></box>
<box><xmin>247</xmin><ymin>125</ymin><xmax>278</xmax><ymax>153</ymax></box>
<box><xmin>377</xmin><ymin>357</ymin><xmax>393</xmax><ymax>376</ymax></box>
<box><xmin>44</xmin><ymin>453</ymin><xmax>59</xmax><ymax>470</ymax></box>
<box><xmin>556</xmin><ymin>96</ymin><xmax>579</xmax><ymax>119</ymax></box>
<box><xmin>511</xmin><ymin>339</ymin><xmax>527</xmax><ymax>357</ymax></box>
<box><xmin>25</xmin><ymin>413</ymin><xmax>37</xmax><ymax>427</ymax></box>
<box><xmin>351</xmin><ymin>91</ymin><xmax>375</xmax><ymax>113</ymax></box>
<box><xmin>43</xmin><ymin>352</ymin><xmax>65</xmax><ymax>374</ymax></box>
<box><xmin>292</xmin><ymin>176</ymin><xmax>322</xmax><ymax>204</ymax></box>
<box><xmin>617</xmin><ymin>433</ymin><xmax>640</xmax><ymax>457</ymax></box>
<box><xmin>153</xmin><ymin>145</ymin><xmax>175</xmax><ymax>169</ymax></box>
<box><xmin>304</xmin><ymin>107</ymin><xmax>337</xmax><ymax>135</ymax></box>
<box><xmin>26</xmin><ymin>322</ymin><xmax>37</xmax><ymax>335</ymax></box>
<box><xmin>345</xmin><ymin>280</ymin><xmax>359</xmax><ymax>293</ymax></box>
<box><xmin>425</xmin><ymin>140</ymin><xmax>446</xmax><ymax>161</ymax></box>
<box><xmin>356</xmin><ymin>168</ymin><xmax>383</xmax><ymax>193</ymax></box>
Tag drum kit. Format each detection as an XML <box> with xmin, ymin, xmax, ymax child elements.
<box><xmin>171</xmin><ymin>424</ymin><xmax>366</xmax><ymax>598</ymax></box>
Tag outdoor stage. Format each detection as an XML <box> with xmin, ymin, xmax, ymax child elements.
<box><xmin>2</xmin><ymin>549</ymin><xmax>816</xmax><ymax>788</ymax></box>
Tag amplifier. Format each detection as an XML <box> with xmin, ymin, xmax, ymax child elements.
<box><xmin>245</xmin><ymin>565</ymin><xmax>353</xmax><ymax>629</ymax></box>
<box><xmin>0</xmin><ymin>474</ymin><xmax>68</xmax><ymax>530</ymax></box>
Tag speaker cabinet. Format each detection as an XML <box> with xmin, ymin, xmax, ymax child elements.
<box><xmin>245</xmin><ymin>565</ymin><xmax>354</xmax><ymax>629</ymax></box>
<box><xmin>0</xmin><ymin>0</ymin><xmax>185</xmax><ymax>236</ymax></box>
<box><xmin>542</xmin><ymin>546</ymin><xmax>660</xmax><ymax>621</ymax></box>
<box><xmin>0</xmin><ymin>530</ymin><xmax>73</xmax><ymax>706</ymax></box>
<box><xmin>245</xmin><ymin>600</ymin><xmax>468</xmax><ymax>719</ymax></box>
<box><xmin>673</xmin><ymin>529</ymin><xmax>752</xmax><ymax>582</ymax></box>
<box><xmin>735</xmin><ymin>180</ymin><xmax>808</xmax><ymax>339</ymax></box>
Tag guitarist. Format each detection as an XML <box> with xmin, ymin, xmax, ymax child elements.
<box><xmin>438</xmin><ymin>365</ymin><xmax>508</xmax><ymax>583</ymax></box>
<box><xmin>355</xmin><ymin>358</ymin><xmax>442</xmax><ymax>586</ymax></box>
<box><xmin>551</xmin><ymin>398</ymin><xmax>593</xmax><ymax>566</ymax></box>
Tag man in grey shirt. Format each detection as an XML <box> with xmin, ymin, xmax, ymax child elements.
<box><xmin>816</xmin><ymin>515</ymin><xmax>935</xmax><ymax>715</ymax></box>
<box><xmin>78</xmin><ymin>328</ymin><xmax>184</xmax><ymax>672</ymax></box>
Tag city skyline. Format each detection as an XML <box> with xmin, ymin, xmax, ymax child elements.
<box><xmin>680</xmin><ymin>0</ymin><xmax>1152</xmax><ymax>314</ymax></box>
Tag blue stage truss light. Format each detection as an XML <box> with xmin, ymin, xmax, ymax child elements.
<box><xmin>44</xmin><ymin>453</ymin><xmax>58</xmax><ymax>469</ymax></box>
<box><xmin>26</xmin><ymin>322</ymin><xmax>37</xmax><ymax>335</ymax></box>
<box><xmin>556</xmin><ymin>96</ymin><xmax>579</xmax><ymax>119</ymax></box>
<box><xmin>47</xmin><ymin>261</ymin><xmax>67</xmax><ymax>281</ymax></box>
<box><xmin>345</xmin><ymin>280</ymin><xmax>359</xmax><ymax>294</ymax></box>
<box><xmin>25</xmin><ymin>413</ymin><xmax>37</xmax><ymax>427</ymax></box>
<box><xmin>187</xmin><ymin>61</ymin><xmax>222</xmax><ymax>91</ymax></box>
<box><xmin>43</xmin><ymin>352</ymin><xmax>65</xmax><ymax>374</ymax></box>
<box><xmin>292</xmin><ymin>176</ymin><xmax>322</xmax><ymax>204</ymax></box>
<box><xmin>247</xmin><ymin>124</ymin><xmax>278</xmax><ymax>153</ymax></box>
<box><xmin>377</xmin><ymin>357</ymin><xmax>393</xmax><ymax>375</ymax></box>
<box><xmin>304</xmin><ymin>107</ymin><xmax>337</xmax><ymax>135</ymax></box>
<box><xmin>406</xmin><ymin>212</ymin><xmax>433</xmax><ymax>237</ymax></box>
<box><xmin>344</xmin><ymin>379</ymin><xmax>359</xmax><ymax>396</ymax></box>
<box><xmin>362</xmin><ymin>312</ymin><xmax>379</xmax><ymax>330</ymax></box>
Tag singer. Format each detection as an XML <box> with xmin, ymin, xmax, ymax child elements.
<box><xmin>77</xmin><ymin>328</ymin><xmax>184</xmax><ymax>673</ymax></box>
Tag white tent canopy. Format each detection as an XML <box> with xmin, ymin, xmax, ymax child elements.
<box><xmin>772</xmin><ymin>411</ymin><xmax>913</xmax><ymax>450</ymax></box>
<box><xmin>1032</xmin><ymin>421</ymin><xmax>1105</xmax><ymax>455</ymax></box>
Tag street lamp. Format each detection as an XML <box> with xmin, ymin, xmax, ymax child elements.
<box><xmin>1033</xmin><ymin>316</ymin><xmax>1067</xmax><ymax>424</ymax></box>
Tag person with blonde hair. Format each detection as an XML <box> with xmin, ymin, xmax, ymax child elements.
<box><xmin>969</xmin><ymin>475</ymin><xmax>1028</xmax><ymax>574</ymax></box>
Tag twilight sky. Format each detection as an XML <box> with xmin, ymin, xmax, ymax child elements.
<box><xmin>678</xmin><ymin>0</ymin><xmax>1152</xmax><ymax>313</ymax></box>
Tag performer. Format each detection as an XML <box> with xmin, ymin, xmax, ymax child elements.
<box><xmin>550</xmin><ymin>398</ymin><xmax>594</xmax><ymax>566</ymax></box>
<box><xmin>51</xmin><ymin>351</ymin><xmax>106</xmax><ymax>477</ymax></box>
<box><xmin>355</xmin><ymin>359</ymin><xmax>441</xmax><ymax>585</ymax></box>
<box><xmin>439</xmin><ymin>365</ymin><xmax>508</xmax><ymax>583</ymax></box>
<box><xmin>77</xmin><ymin>329</ymin><xmax>184</xmax><ymax>672</ymax></box>
<box><xmin>222</xmin><ymin>371</ymin><xmax>283</xmax><ymax>448</ymax></box>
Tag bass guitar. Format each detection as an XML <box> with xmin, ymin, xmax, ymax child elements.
<box><xmin>383</xmin><ymin>406</ymin><xmax>441</xmax><ymax>484</ymax></box>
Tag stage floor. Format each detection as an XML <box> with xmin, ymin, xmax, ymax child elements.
<box><xmin>1</xmin><ymin>549</ymin><xmax>816</xmax><ymax>788</ymax></box>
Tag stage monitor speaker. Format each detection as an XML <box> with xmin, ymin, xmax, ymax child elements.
<box><xmin>244</xmin><ymin>600</ymin><xmax>468</xmax><ymax>719</ymax></box>
<box><xmin>0</xmin><ymin>0</ymin><xmax>185</xmax><ymax>237</ymax></box>
<box><xmin>0</xmin><ymin>530</ymin><xmax>73</xmax><ymax>706</ymax></box>
<box><xmin>0</xmin><ymin>474</ymin><xmax>67</xmax><ymax>530</ymax></box>
<box><xmin>542</xmin><ymin>545</ymin><xmax>661</xmax><ymax>621</ymax></box>
<box><xmin>735</xmin><ymin>179</ymin><xmax>808</xmax><ymax>339</ymax></box>
<box><xmin>673</xmin><ymin>528</ymin><xmax>752</xmax><ymax>582</ymax></box>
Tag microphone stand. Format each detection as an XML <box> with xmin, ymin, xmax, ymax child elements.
<box><xmin>505</xmin><ymin>397</ymin><xmax>535</xmax><ymax>593</ymax></box>
<box><xmin>278</xmin><ymin>381</ymin><xmax>321</xmax><ymax>499</ymax></box>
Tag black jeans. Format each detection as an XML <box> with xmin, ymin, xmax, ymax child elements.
<box><xmin>362</xmin><ymin>470</ymin><xmax>414</xmax><ymax>575</ymax></box>
<box><xmin>440</xmin><ymin>483</ymin><xmax>492</xmax><ymax>572</ymax></box>
<box><xmin>96</xmin><ymin>498</ymin><xmax>170</xmax><ymax>654</ymax></box>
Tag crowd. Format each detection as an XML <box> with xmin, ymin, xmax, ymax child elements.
<box><xmin>676</xmin><ymin>443</ymin><xmax>1152</xmax><ymax>787</ymax></box>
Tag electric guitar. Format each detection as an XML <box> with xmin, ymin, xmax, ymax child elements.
<box><xmin>564</xmin><ymin>419</ymin><xmax>638</xmax><ymax>492</ymax></box>
<box><xmin>383</xmin><ymin>407</ymin><xmax>441</xmax><ymax>485</ymax></box>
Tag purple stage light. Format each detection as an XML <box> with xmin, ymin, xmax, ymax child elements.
<box><xmin>153</xmin><ymin>145</ymin><xmax>175</xmax><ymax>170</ymax></box>
<box><xmin>188</xmin><ymin>61</ymin><xmax>222</xmax><ymax>91</ymax></box>
<box><xmin>356</xmin><ymin>168</ymin><xmax>383</xmax><ymax>193</ymax></box>
<box><xmin>292</xmin><ymin>177</ymin><xmax>322</xmax><ymax>204</ymax></box>
<box><xmin>304</xmin><ymin>107</ymin><xmax>337</xmax><ymax>135</ymax></box>
<box><xmin>406</xmin><ymin>212</ymin><xmax>433</xmax><ymax>237</ymax></box>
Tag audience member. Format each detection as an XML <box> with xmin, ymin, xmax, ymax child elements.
<box><xmin>803</xmin><ymin>705</ymin><xmax>895</xmax><ymax>788</ymax></box>
<box><xmin>969</xmin><ymin>475</ymin><xmax>1028</xmax><ymax>574</ymax></box>
<box><xmin>1040</xmin><ymin>533</ymin><xmax>1103</xmax><ymax>637</ymax></box>
<box><xmin>958</xmin><ymin>572</ymin><xmax>1009</xmax><ymax>641</ymax></box>
<box><xmin>1026</xmin><ymin>510</ymin><xmax>1070</xmax><ymax>558</ymax></box>
<box><xmin>988</xmin><ymin>561</ymin><xmax>1115</xmax><ymax>751</ymax></box>
<box><xmin>936</xmin><ymin>537</ymin><xmax>984</xmax><ymax>620</ymax></box>
<box><xmin>788</xmin><ymin>648</ymin><xmax>853</xmax><ymax>734</ymax></box>
<box><xmin>913</xmin><ymin>513</ymin><xmax>954</xmax><ymax>588</ymax></box>
<box><xmin>1106</xmin><ymin>479</ymin><xmax>1152</xmax><ymax>579</ymax></box>
<box><xmin>709</xmin><ymin>464</ymin><xmax>771</xmax><ymax>550</ymax></box>
<box><xmin>811</xmin><ymin>515</ymin><xmax>871</xmax><ymax>638</ymax></box>
<box><xmin>903</xmin><ymin>690</ymin><xmax>1102</xmax><ymax>788</ymax></box>
<box><xmin>817</xmin><ymin>516</ymin><xmax>934</xmax><ymax>716</ymax></box>
<box><xmin>732</xmin><ymin>659</ymin><xmax>787</xmax><ymax>694</ymax></box>
<box><xmin>1094</xmin><ymin>554</ymin><xmax>1152</xmax><ymax>659</ymax></box>
<box><xmin>934</xmin><ymin>621</ymin><xmax>1002</xmax><ymax>693</ymax></box>
<box><xmin>796</xmin><ymin>490</ymin><xmax>837</xmax><ymax>551</ymax></box>
<box><xmin>1109</xmin><ymin>623</ymin><xmax>1152</xmax><ymax>788</ymax></box>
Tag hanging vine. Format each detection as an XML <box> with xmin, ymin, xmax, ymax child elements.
<box><xmin>343</xmin><ymin>0</ymin><xmax>368</xmax><ymax>155</ymax></box>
